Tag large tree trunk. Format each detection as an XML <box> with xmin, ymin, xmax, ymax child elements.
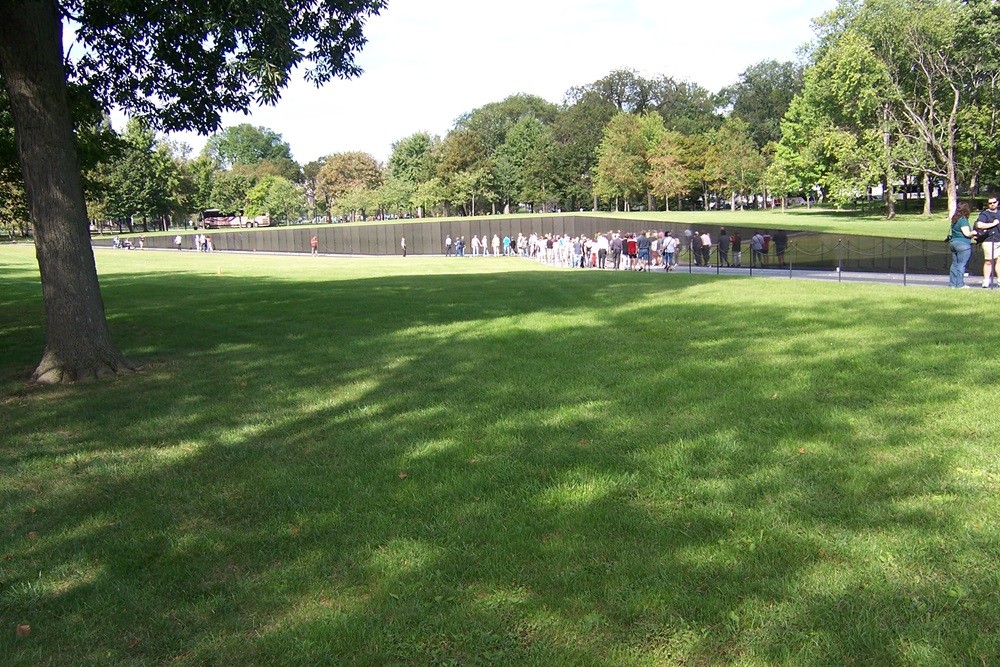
<box><xmin>0</xmin><ymin>0</ymin><xmax>134</xmax><ymax>383</ymax></box>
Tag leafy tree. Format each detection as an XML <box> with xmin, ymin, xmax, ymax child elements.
<box><xmin>436</xmin><ymin>129</ymin><xmax>488</xmax><ymax>180</ymax></box>
<box><xmin>374</xmin><ymin>175</ymin><xmax>415</xmax><ymax>218</ymax></box>
<box><xmin>315</xmin><ymin>151</ymin><xmax>383</xmax><ymax>217</ymax></box>
<box><xmin>203</xmin><ymin>124</ymin><xmax>292</xmax><ymax>168</ymax></box>
<box><xmin>593</xmin><ymin>112</ymin><xmax>664</xmax><ymax>210</ymax></box>
<box><xmin>448</xmin><ymin>170</ymin><xmax>477</xmax><ymax>215</ymax></box>
<box><xmin>103</xmin><ymin>119</ymin><xmax>171</xmax><ymax>230</ymax></box>
<box><xmin>957</xmin><ymin>0</ymin><xmax>1000</xmax><ymax>193</ymax></box>
<box><xmin>302</xmin><ymin>156</ymin><xmax>327</xmax><ymax>217</ymax></box>
<box><xmin>493</xmin><ymin>117</ymin><xmax>554</xmax><ymax>211</ymax></box>
<box><xmin>388</xmin><ymin>132</ymin><xmax>439</xmax><ymax>184</ymax></box>
<box><xmin>245</xmin><ymin>175</ymin><xmax>304</xmax><ymax>223</ymax></box>
<box><xmin>0</xmin><ymin>0</ymin><xmax>383</xmax><ymax>383</ymax></box>
<box><xmin>412</xmin><ymin>177</ymin><xmax>447</xmax><ymax>217</ymax></box>
<box><xmin>568</xmin><ymin>69</ymin><xmax>653</xmax><ymax>113</ymax></box>
<box><xmin>813</xmin><ymin>0</ymin><xmax>978</xmax><ymax>214</ymax></box>
<box><xmin>183</xmin><ymin>153</ymin><xmax>216</xmax><ymax>218</ymax></box>
<box><xmin>550</xmin><ymin>90</ymin><xmax>617</xmax><ymax>211</ymax></box>
<box><xmin>455</xmin><ymin>94</ymin><xmax>557</xmax><ymax>157</ymax></box>
<box><xmin>335</xmin><ymin>185</ymin><xmax>376</xmax><ymax>221</ymax></box>
<box><xmin>649</xmin><ymin>76</ymin><xmax>721</xmax><ymax>135</ymax></box>
<box><xmin>208</xmin><ymin>167</ymin><xmax>258</xmax><ymax>216</ymax></box>
<box><xmin>704</xmin><ymin>117</ymin><xmax>764</xmax><ymax>209</ymax></box>
<box><xmin>647</xmin><ymin>131</ymin><xmax>694</xmax><ymax>211</ymax></box>
<box><xmin>718</xmin><ymin>60</ymin><xmax>804</xmax><ymax>149</ymax></box>
<box><xmin>2</xmin><ymin>73</ymin><xmax>117</xmax><ymax>237</ymax></box>
<box><xmin>762</xmin><ymin>143</ymin><xmax>797</xmax><ymax>209</ymax></box>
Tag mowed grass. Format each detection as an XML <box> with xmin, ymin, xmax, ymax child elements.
<box><xmin>1</xmin><ymin>244</ymin><xmax>999</xmax><ymax>666</ymax></box>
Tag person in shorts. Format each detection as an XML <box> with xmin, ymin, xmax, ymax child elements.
<box><xmin>976</xmin><ymin>196</ymin><xmax>1000</xmax><ymax>288</ymax></box>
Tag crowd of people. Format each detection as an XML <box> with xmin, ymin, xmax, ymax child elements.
<box><xmin>439</xmin><ymin>229</ymin><xmax>790</xmax><ymax>271</ymax></box>
<box><xmin>112</xmin><ymin>234</ymin><xmax>146</xmax><ymax>250</ymax></box>
<box><xmin>171</xmin><ymin>233</ymin><xmax>214</xmax><ymax>252</ymax></box>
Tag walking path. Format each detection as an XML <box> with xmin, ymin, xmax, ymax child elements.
<box><xmin>668</xmin><ymin>263</ymin><xmax>957</xmax><ymax>288</ymax></box>
<box><xmin>94</xmin><ymin>244</ymin><xmax>975</xmax><ymax>289</ymax></box>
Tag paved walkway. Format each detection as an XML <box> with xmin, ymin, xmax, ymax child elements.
<box><xmin>665</xmin><ymin>263</ymin><xmax>958</xmax><ymax>288</ymax></box>
<box><xmin>95</xmin><ymin>244</ymin><xmax>978</xmax><ymax>289</ymax></box>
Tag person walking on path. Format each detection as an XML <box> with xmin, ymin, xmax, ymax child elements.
<box><xmin>400</xmin><ymin>237</ymin><xmax>406</xmax><ymax>257</ymax></box>
<box><xmin>976</xmin><ymin>196</ymin><xmax>1000</xmax><ymax>288</ymax></box>
<box><xmin>949</xmin><ymin>203</ymin><xmax>975</xmax><ymax>288</ymax></box>
<box><xmin>310</xmin><ymin>235</ymin><xmax>318</xmax><ymax>256</ymax></box>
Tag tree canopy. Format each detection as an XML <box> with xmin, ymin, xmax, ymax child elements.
<box><xmin>0</xmin><ymin>0</ymin><xmax>384</xmax><ymax>383</ymax></box>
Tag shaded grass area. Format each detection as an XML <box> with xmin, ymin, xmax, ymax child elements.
<box><xmin>2</xmin><ymin>246</ymin><xmax>1000</xmax><ymax>665</ymax></box>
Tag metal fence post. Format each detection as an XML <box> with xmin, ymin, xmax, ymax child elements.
<box><xmin>903</xmin><ymin>239</ymin><xmax>908</xmax><ymax>286</ymax></box>
<box><xmin>838</xmin><ymin>240</ymin><xmax>843</xmax><ymax>283</ymax></box>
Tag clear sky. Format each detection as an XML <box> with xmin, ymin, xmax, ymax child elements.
<box><xmin>166</xmin><ymin>0</ymin><xmax>839</xmax><ymax>165</ymax></box>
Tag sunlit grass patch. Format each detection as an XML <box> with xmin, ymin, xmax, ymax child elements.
<box><xmin>3</xmin><ymin>245</ymin><xmax>1000</xmax><ymax>665</ymax></box>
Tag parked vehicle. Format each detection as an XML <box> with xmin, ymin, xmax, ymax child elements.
<box><xmin>201</xmin><ymin>209</ymin><xmax>271</xmax><ymax>229</ymax></box>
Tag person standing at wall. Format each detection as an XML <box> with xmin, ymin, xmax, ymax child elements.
<box><xmin>400</xmin><ymin>236</ymin><xmax>406</xmax><ymax>257</ymax></box>
<box><xmin>976</xmin><ymin>196</ymin><xmax>1000</xmax><ymax>288</ymax></box>
<box><xmin>718</xmin><ymin>228</ymin><xmax>730</xmax><ymax>267</ymax></box>
<box><xmin>636</xmin><ymin>231</ymin><xmax>651</xmax><ymax>269</ymax></box>
<box><xmin>750</xmin><ymin>232</ymin><xmax>765</xmax><ymax>267</ymax></box>
<box><xmin>596</xmin><ymin>232</ymin><xmax>609</xmax><ymax>269</ymax></box>
<box><xmin>773</xmin><ymin>230</ymin><xmax>788</xmax><ymax>266</ymax></box>
<box><xmin>444</xmin><ymin>235</ymin><xmax>453</xmax><ymax>257</ymax></box>
<box><xmin>611</xmin><ymin>232</ymin><xmax>623</xmax><ymax>269</ymax></box>
<box><xmin>949</xmin><ymin>203</ymin><xmax>975</xmax><ymax>288</ymax></box>
<box><xmin>664</xmin><ymin>232</ymin><xmax>678</xmax><ymax>270</ymax></box>
<box><xmin>310</xmin><ymin>235</ymin><xmax>319</xmax><ymax>256</ymax></box>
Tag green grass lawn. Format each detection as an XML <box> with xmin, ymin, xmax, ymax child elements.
<box><xmin>2</xmin><ymin>245</ymin><xmax>999</xmax><ymax>665</ymax></box>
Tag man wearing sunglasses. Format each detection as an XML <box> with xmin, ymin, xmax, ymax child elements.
<box><xmin>976</xmin><ymin>197</ymin><xmax>1000</xmax><ymax>288</ymax></box>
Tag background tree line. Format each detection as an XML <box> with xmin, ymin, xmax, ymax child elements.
<box><xmin>3</xmin><ymin>0</ymin><xmax>998</xmax><ymax>241</ymax></box>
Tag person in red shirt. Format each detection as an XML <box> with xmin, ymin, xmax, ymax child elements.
<box><xmin>310</xmin><ymin>235</ymin><xmax>318</xmax><ymax>256</ymax></box>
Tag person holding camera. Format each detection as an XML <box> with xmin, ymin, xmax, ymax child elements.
<box><xmin>976</xmin><ymin>196</ymin><xmax>1000</xmax><ymax>288</ymax></box>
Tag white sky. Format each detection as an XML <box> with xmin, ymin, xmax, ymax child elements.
<box><xmin>162</xmin><ymin>0</ymin><xmax>838</xmax><ymax>164</ymax></box>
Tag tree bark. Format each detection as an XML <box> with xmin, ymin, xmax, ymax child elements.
<box><xmin>0</xmin><ymin>0</ymin><xmax>134</xmax><ymax>383</ymax></box>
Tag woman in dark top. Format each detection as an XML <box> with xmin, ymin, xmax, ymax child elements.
<box><xmin>949</xmin><ymin>202</ymin><xmax>975</xmax><ymax>288</ymax></box>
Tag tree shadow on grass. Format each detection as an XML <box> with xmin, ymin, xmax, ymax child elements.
<box><xmin>2</xmin><ymin>269</ymin><xmax>999</xmax><ymax>665</ymax></box>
